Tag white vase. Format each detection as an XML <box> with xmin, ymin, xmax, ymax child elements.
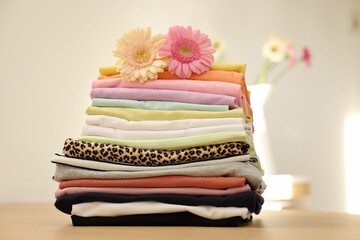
<box><xmin>248</xmin><ymin>83</ymin><xmax>275</xmax><ymax>175</ymax></box>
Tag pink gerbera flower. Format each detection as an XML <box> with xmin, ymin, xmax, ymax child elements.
<box><xmin>302</xmin><ymin>47</ymin><xmax>311</xmax><ymax>67</ymax></box>
<box><xmin>158</xmin><ymin>26</ymin><xmax>215</xmax><ymax>78</ymax></box>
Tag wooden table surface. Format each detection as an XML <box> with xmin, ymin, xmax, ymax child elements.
<box><xmin>1</xmin><ymin>202</ymin><xmax>360</xmax><ymax>240</ymax></box>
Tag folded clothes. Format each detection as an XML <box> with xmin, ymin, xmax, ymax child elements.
<box><xmin>72</xmin><ymin>212</ymin><xmax>251</xmax><ymax>227</ymax></box>
<box><xmin>55</xmin><ymin>185</ymin><xmax>251</xmax><ymax>199</ymax></box>
<box><xmin>71</xmin><ymin>201</ymin><xmax>252</xmax><ymax>220</ymax></box>
<box><xmin>81</xmin><ymin>123</ymin><xmax>244</xmax><ymax>140</ymax></box>
<box><xmin>63</xmin><ymin>138</ymin><xmax>250</xmax><ymax>166</ymax></box>
<box><xmin>85</xmin><ymin>115</ymin><xmax>244</xmax><ymax>131</ymax></box>
<box><xmin>51</xmin><ymin>154</ymin><xmax>251</xmax><ymax>172</ymax></box>
<box><xmin>58</xmin><ymin>176</ymin><xmax>246</xmax><ymax>189</ymax></box>
<box><xmin>90</xmin><ymin>88</ymin><xmax>240</xmax><ymax>109</ymax></box>
<box><xmin>53</xmin><ymin>162</ymin><xmax>266</xmax><ymax>193</ymax></box>
<box><xmin>91</xmin><ymin>78</ymin><xmax>246</xmax><ymax>111</ymax></box>
<box><xmin>78</xmin><ymin>131</ymin><xmax>249</xmax><ymax>150</ymax></box>
<box><xmin>86</xmin><ymin>106</ymin><xmax>244</xmax><ymax>121</ymax></box>
<box><xmin>92</xmin><ymin>78</ymin><xmax>243</xmax><ymax>96</ymax></box>
<box><xmin>55</xmin><ymin>191</ymin><xmax>263</xmax><ymax>214</ymax></box>
<box><xmin>92</xmin><ymin>98</ymin><xmax>229</xmax><ymax>111</ymax></box>
<box><xmin>209</xmin><ymin>63</ymin><xmax>247</xmax><ymax>73</ymax></box>
<box><xmin>97</xmin><ymin>61</ymin><xmax>252</xmax><ymax>112</ymax></box>
<box><xmin>157</xmin><ymin>68</ymin><xmax>252</xmax><ymax>117</ymax></box>
<box><xmin>97</xmin><ymin>65</ymin><xmax>251</xmax><ymax>115</ymax></box>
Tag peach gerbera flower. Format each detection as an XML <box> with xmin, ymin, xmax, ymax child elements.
<box><xmin>113</xmin><ymin>27</ymin><xmax>169</xmax><ymax>82</ymax></box>
<box><xmin>158</xmin><ymin>26</ymin><xmax>215</xmax><ymax>79</ymax></box>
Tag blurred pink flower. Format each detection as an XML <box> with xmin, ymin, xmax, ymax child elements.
<box><xmin>302</xmin><ymin>47</ymin><xmax>311</xmax><ymax>67</ymax></box>
<box><xmin>287</xmin><ymin>43</ymin><xmax>296</xmax><ymax>67</ymax></box>
<box><xmin>159</xmin><ymin>26</ymin><xmax>215</xmax><ymax>78</ymax></box>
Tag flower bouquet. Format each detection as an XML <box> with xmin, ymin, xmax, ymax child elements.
<box><xmin>255</xmin><ymin>35</ymin><xmax>311</xmax><ymax>85</ymax></box>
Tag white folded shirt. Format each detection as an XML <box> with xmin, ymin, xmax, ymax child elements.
<box><xmin>71</xmin><ymin>201</ymin><xmax>252</xmax><ymax>220</ymax></box>
<box><xmin>81</xmin><ymin>123</ymin><xmax>245</xmax><ymax>140</ymax></box>
<box><xmin>85</xmin><ymin>115</ymin><xmax>244</xmax><ymax>131</ymax></box>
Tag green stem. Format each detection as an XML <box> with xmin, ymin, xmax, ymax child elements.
<box><xmin>271</xmin><ymin>57</ymin><xmax>306</xmax><ymax>85</ymax></box>
<box><xmin>256</xmin><ymin>59</ymin><xmax>279</xmax><ymax>84</ymax></box>
<box><xmin>271</xmin><ymin>65</ymin><xmax>292</xmax><ymax>85</ymax></box>
<box><xmin>255</xmin><ymin>59</ymin><xmax>267</xmax><ymax>84</ymax></box>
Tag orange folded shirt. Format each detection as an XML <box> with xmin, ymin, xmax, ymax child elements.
<box><xmin>59</xmin><ymin>176</ymin><xmax>246</xmax><ymax>190</ymax></box>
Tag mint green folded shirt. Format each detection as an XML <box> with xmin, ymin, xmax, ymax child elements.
<box><xmin>92</xmin><ymin>98</ymin><xmax>229</xmax><ymax>112</ymax></box>
<box><xmin>86</xmin><ymin>106</ymin><xmax>244</xmax><ymax>121</ymax></box>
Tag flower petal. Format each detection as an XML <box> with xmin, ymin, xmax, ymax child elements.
<box><xmin>175</xmin><ymin>62</ymin><xmax>183</xmax><ymax>78</ymax></box>
<box><xmin>185</xmin><ymin>26</ymin><xmax>193</xmax><ymax>39</ymax></box>
<box><xmin>192</xmin><ymin>29</ymin><xmax>201</xmax><ymax>41</ymax></box>
<box><xmin>189</xmin><ymin>62</ymin><xmax>202</xmax><ymax>74</ymax></box>
<box><xmin>153</xmin><ymin>59</ymin><xmax>166</xmax><ymax>67</ymax></box>
<box><xmin>182</xmin><ymin>63</ymin><xmax>192</xmax><ymax>78</ymax></box>
<box><xmin>144</xmin><ymin>27</ymin><xmax>151</xmax><ymax>41</ymax></box>
<box><xmin>191</xmin><ymin>59</ymin><xmax>204</xmax><ymax>71</ymax></box>
<box><xmin>134</xmin><ymin>70</ymin><xmax>141</xmax><ymax>79</ymax></box>
<box><xmin>158</xmin><ymin>44</ymin><xmax>171</xmax><ymax>56</ymax></box>
<box><xmin>200</xmin><ymin>54</ymin><xmax>214</xmax><ymax>66</ymax></box>
<box><xmin>200</xmin><ymin>47</ymin><xmax>216</xmax><ymax>54</ymax></box>
<box><xmin>147</xmin><ymin>70</ymin><xmax>156</xmax><ymax>79</ymax></box>
<box><xmin>168</xmin><ymin>59</ymin><xmax>180</xmax><ymax>73</ymax></box>
<box><xmin>176</xmin><ymin>26</ymin><xmax>186</xmax><ymax>39</ymax></box>
<box><xmin>168</xmin><ymin>26</ymin><xmax>177</xmax><ymax>41</ymax></box>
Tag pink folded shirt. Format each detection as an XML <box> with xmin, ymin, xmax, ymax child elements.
<box><xmin>90</xmin><ymin>88</ymin><xmax>240</xmax><ymax>109</ymax></box>
<box><xmin>92</xmin><ymin>78</ymin><xmax>244</xmax><ymax>105</ymax></box>
<box><xmin>55</xmin><ymin>185</ymin><xmax>251</xmax><ymax>199</ymax></box>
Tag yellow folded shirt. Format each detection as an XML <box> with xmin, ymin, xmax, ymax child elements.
<box><xmin>210</xmin><ymin>63</ymin><xmax>247</xmax><ymax>73</ymax></box>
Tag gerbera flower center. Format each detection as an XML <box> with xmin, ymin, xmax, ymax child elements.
<box><xmin>134</xmin><ymin>49</ymin><xmax>150</xmax><ymax>63</ymax></box>
<box><xmin>129</xmin><ymin>47</ymin><xmax>155</xmax><ymax>68</ymax></box>
<box><xmin>271</xmin><ymin>46</ymin><xmax>279</xmax><ymax>53</ymax></box>
<box><xmin>171</xmin><ymin>38</ymin><xmax>200</xmax><ymax>63</ymax></box>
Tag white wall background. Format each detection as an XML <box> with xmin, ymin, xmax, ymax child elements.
<box><xmin>0</xmin><ymin>0</ymin><xmax>359</xmax><ymax>212</ymax></box>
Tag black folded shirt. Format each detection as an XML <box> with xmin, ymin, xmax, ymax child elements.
<box><xmin>72</xmin><ymin>212</ymin><xmax>253</xmax><ymax>227</ymax></box>
<box><xmin>55</xmin><ymin>191</ymin><xmax>264</xmax><ymax>215</ymax></box>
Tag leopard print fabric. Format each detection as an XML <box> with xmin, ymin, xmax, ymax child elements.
<box><xmin>63</xmin><ymin>138</ymin><xmax>250</xmax><ymax>166</ymax></box>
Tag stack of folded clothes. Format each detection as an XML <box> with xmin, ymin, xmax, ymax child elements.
<box><xmin>51</xmin><ymin>26</ymin><xmax>266</xmax><ymax>227</ymax></box>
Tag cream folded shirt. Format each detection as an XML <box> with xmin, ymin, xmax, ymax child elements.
<box><xmin>71</xmin><ymin>201</ymin><xmax>252</xmax><ymax>220</ymax></box>
<box><xmin>81</xmin><ymin>124</ymin><xmax>244</xmax><ymax>140</ymax></box>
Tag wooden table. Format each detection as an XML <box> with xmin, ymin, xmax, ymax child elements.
<box><xmin>1</xmin><ymin>203</ymin><xmax>360</xmax><ymax>240</ymax></box>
